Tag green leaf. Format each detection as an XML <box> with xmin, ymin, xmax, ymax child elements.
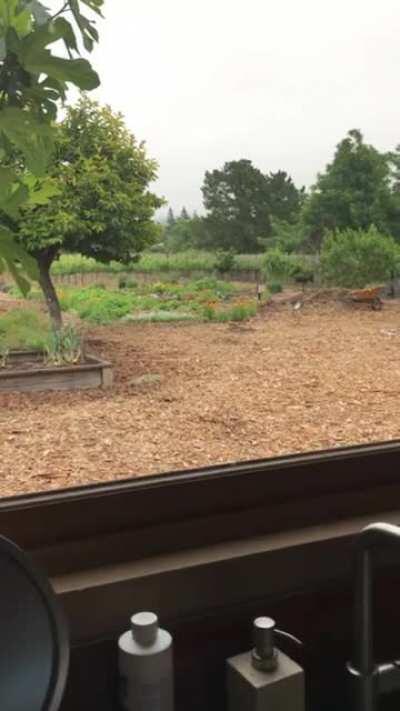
<box><xmin>0</xmin><ymin>168</ymin><xmax>29</xmax><ymax>218</ymax></box>
<box><xmin>0</xmin><ymin>37</ymin><xmax>5</xmax><ymax>59</ymax></box>
<box><xmin>69</xmin><ymin>0</ymin><xmax>100</xmax><ymax>51</ymax></box>
<box><xmin>0</xmin><ymin>166</ymin><xmax>17</xmax><ymax>188</ymax></box>
<box><xmin>0</xmin><ymin>107</ymin><xmax>54</xmax><ymax>175</ymax></box>
<box><xmin>27</xmin><ymin>1</ymin><xmax>51</xmax><ymax>26</ymax></box>
<box><xmin>81</xmin><ymin>0</ymin><xmax>104</xmax><ymax>16</ymax></box>
<box><xmin>54</xmin><ymin>17</ymin><xmax>78</xmax><ymax>52</ymax></box>
<box><xmin>0</xmin><ymin>181</ymin><xmax>29</xmax><ymax>218</ymax></box>
<box><xmin>24</xmin><ymin>175</ymin><xmax>60</xmax><ymax>205</ymax></box>
<box><xmin>24</xmin><ymin>53</ymin><xmax>100</xmax><ymax>90</ymax></box>
<box><xmin>0</xmin><ymin>225</ymin><xmax>39</xmax><ymax>295</ymax></box>
<box><xmin>12</xmin><ymin>8</ymin><xmax>32</xmax><ymax>37</ymax></box>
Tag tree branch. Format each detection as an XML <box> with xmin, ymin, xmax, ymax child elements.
<box><xmin>50</xmin><ymin>2</ymin><xmax>70</xmax><ymax>21</ymax></box>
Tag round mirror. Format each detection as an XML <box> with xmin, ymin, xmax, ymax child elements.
<box><xmin>0</xmin><ymin>536</ymin><xmax>69</xmax><ymax>711</ymax></box>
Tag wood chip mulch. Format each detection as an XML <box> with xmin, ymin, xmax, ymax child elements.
<box><xmin>2</xmin><ymin>298</ymin><xmax>400</xmax><ymax>497</ymax></box>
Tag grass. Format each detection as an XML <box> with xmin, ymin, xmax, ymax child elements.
<box><xmin>51</xmin><ymin>251</ymin><xmax>264</xmax><ymax>276</ymax></box>
<box><xmin>0</xmin><ymin>308</ymin><xmax>51</xmax><ymax>351</ymax></box>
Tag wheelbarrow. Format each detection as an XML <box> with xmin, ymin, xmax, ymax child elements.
<box><xmin>349</xmin><ymin>286</ymin><xmax>383</xmax><ymax>311</ymax></box>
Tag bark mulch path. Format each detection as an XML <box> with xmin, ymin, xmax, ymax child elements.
<box><xmin>2</xmin><ymin>299</ymin><xmax>400</xmax><ymax>496</ymax></box>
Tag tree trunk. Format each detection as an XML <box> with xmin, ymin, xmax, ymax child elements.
<box><xmin>38</xmin><ymin>257</ymin><xmax>63</xmax><ymax>331</ymax></box>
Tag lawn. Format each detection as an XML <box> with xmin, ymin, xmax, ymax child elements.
<box><xmin>1</xmin><ymin>295</ymin><xmax>400</xmax><ymax>497</ymax></box>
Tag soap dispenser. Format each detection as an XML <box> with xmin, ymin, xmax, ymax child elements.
<box><xmin>118</xmin><ymin>611</ymin><xmax>174</xmax><ymax>711</ymax></box>
<box><xmin>227</xmin><ymin>617</ymin><xmax>305</xmax><ymax>711</ymax></box>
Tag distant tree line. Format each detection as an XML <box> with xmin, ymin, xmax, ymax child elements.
<box><xmin>163</xmin><ymin>129</ymin><xmax>400</xmax><ymax>256</ymax></box>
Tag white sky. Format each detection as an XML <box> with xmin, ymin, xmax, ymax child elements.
<box><xmin>89</xmin><ymin>0</ymin><xmax>400</xmax><ymax>213</ymax></box>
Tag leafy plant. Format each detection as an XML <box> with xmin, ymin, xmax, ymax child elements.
<box><xmin>320</xmin><ymin>226</ymin><xmax>400</xmax><ymax>288</ymax></box>
<box><xmin>0</xmin><ymin>0</ymin><xmax>103</xmax><ymax>291</ymax></box>
<box><xmin>45</xmin><ymin>326</ymin><xmax>82</xmax><ymax>366</ymax></box>
<box><xmin>215</xmin><ymin>249</ymin><xmax>236</xmax><ymax>274</ymax></box>
<box><xmin>60</xmin><ymin>286</ymin><xmax>134</xmax><ymax>324</ymax></box>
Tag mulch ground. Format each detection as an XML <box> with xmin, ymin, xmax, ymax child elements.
<box><xmin>2</xmin><ymin>296</ymin><xmax>400</xmax><ymax>497</ymax></box>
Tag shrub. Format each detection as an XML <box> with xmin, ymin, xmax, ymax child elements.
<box><xmin>264</xmin><ymin>248</ymin><xmax>315</xmax><ymax>283</ymax></box>
<box><xmin>215</xmin><ymin>249</ymin><xmax>236</xmax><ymax>274</ymax></box>
<box><xmin>320</xmin><ymin>226</ymin><xmax>400</xmax><ymax>288</ymax></box>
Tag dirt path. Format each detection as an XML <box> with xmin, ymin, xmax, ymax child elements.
<box><xmin>2</xmin><ymin>300</ymin><xmax>400</xmax><ymax>496</ymax></box>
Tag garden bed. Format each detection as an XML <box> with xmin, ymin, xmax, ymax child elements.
<box><xmin>0</xmin><ymin>351</ymin><xmax>112</xmax><ymax>393</ymax></box>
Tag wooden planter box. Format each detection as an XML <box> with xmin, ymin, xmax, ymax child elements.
<box><xmin>0</xmin><ymin>352</ymin><xmax>113</xmax><ymax>393</ymax></box>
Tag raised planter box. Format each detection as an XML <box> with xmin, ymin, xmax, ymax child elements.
<box><xmin>0</xmin><ymin>351</ymin><xmax>113</xmax><ymax>393</ymax></box>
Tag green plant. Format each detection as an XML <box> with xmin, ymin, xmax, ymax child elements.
<box><xmin>119</xmin><ymin>277</ymin><xmax>138</xmax><ymax>290</ymax></box>
<box><xmin>269</xmin><ymin>281</ymin><xmax>283</xmax><ymax>294</ymax></box>
<box><xmin>45</xmin><ymin>326</ymin><xmax>83</xmax><ymax>366</ymax></box>
<box><xmin>203</xmin><ymin>304</ymin><xmax>216</xmax><ymax>321</ymax></box>
<box><xmin>0</xmin><ymin>0</ymin><xmax>102</xmax><ymax>291</ymax></box>
<box><xmin>320</xmin><ymin>226</ymin><xmax>400</xmax><ymax>288</ymax></box>
<box><xmin>0</xmin><ymin>308</ymin><xmax>50</xmax><ymax>351</ymax></box>
<box><xmin>228</xmin><ymin>302</ymin><xmax>257</xmax><ymax>321</ymax></box>
<box><xmin>215</xmin><ymin>250</ymin><xmax>236</xmax><ymax>274</ymax></box>
<box><xmin>264</xmin><ymin>248</ymin><xmax>315</xmax><ymax>284</ymax></box>
<box><xmin>51</xmin><ymin>251</ymin><xmax>266</xmax><ymax>277</ymax></box>
<box><xmin>61</xmin><ymin>287</ymin><xmax>134</xmax><ymax>324</ymax></box>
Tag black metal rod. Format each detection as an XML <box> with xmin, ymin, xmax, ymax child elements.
<box><xmin>354</xmin><ymin>549</ymin><xmax>374</xmax><ymax>676</ymax></box>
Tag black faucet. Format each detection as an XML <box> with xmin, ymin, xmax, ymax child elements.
<box><xmin>347</xmin><ymin>523</ymin><xmax>400</xmax><ymax>711</ymax></box>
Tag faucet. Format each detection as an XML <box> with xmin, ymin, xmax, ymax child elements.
<box><xmin>347</xmin><ymin>523</ymin><xmax>400</xmax><ymax>711</ymax></box>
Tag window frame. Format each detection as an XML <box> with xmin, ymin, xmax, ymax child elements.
<box><xmin>1</xmin><ymin>440</ymin><xmax>400</xmax><ymax>576</ymax></box>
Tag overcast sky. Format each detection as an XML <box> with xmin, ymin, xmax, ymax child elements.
<box><xmin>91</xmin><ymin>0</ymin><xmax>400</xmax><ymax>214</ymax></box>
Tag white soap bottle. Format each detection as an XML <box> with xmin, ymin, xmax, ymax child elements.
<box><xmin>118</xmin><ymin>611</ymin><xmax>174</xmax><ymax>711</ymax></box>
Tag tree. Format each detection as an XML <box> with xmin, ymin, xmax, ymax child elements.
<box><xmin>266</xmin><ymin>171</ymin><xmax>304</xmax><ymax>223</ymax></box>
<box><xmin>201</xmin><ymin>160</ymin><xmax>272</xmax><ymax>252</ymax></box>
<box><xmin>9</xmin><ymin>97</ymin><xmax>163</xmax><ymax>329</ymax></box>
<box><xmin>303</xmin><ymin>130</ymin><xmax>395</xmax><ymax>249</ymax></box>
<box><xmin>201</xmin><ymin>160</ymin><xmax>303</xmax><ymax>253</ymax></box>
<box><xmin>0</xmin><ymin>0</ymin><xmax>102</xmax><ymax>290</ymax></box>
<box><xmin>166</xmin><ymin>207</ymin><xmax>175</xmax><ymax>227</ymax></box>
<box><xmin>180</xmin><ymin>206</ymin><xmax>190</xmax><ymax>220</ymax></box>
<box><xmin>164</xmin><ymin>214</ymin><xmax>207</xmax><ymax>252</ymax></box>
